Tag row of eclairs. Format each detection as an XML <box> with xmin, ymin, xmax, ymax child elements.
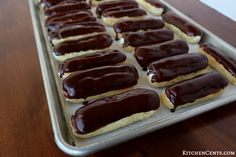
<box><xmin>39</xmin><ymin>0</ymin><xmax>236</xmax><ymax>138</ymax></box>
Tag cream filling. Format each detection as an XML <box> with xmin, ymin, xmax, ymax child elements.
<box><xmin>147</xmin><ymin>68</ymin><xmax>208</xmax><ymax>87</ymax></box>
<box><xmin>52</xmin><ymin>32</ymin><xmax>106</xmax><ymax>46</ymax></box>
<box><xmin>53</xmin><ymin>48</ymin><xmax>110</xmax><ymax>61</ymax></box>
<box><xmin>199</xmin><ymin>48</ymin><xmax>236</xmax><ymax>85</ymax></box>
<box><xmin>136</xmin><ymin>0</ymin><xmax>164</xmax><ymax>16</ymax></box>
<box><xmin>165</xmin><ymin>22</ymin><xmax>201</xmax><ymax>44</ymax></box>
<box><xmin>102</xmin><ymin>16</ymin><xmax>146</xmax><ymax>26</ymax></box>
<box><xmin>71</xmin><ymin>110</ymin><xmax>157</xmax><ymax>138</ymax></box>
<box><xmin>119</xmin><ymin>38</ymin><xmax>135</xmax><ymax>52</ymax></box>
<box><xmin>160</xmin><ymin>89</ymin><xmax>225</xmax><ymax>110</ymax></box>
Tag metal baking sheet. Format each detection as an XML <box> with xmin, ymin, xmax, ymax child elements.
<box><xmin>29</xmin><ymin>0</ymin><xmax>236</xmax><ymax>156</ymax></box>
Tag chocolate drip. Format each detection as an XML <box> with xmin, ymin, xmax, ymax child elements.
<box><xmin>102</xmin><ymin>8</ymin><xmax>146</xmax><ymax>18</ymax></box>
<box><xmin>162</xmin><ymin>11</ymin><xmax>202</xmax><ymax>37</ymax></box>
<box><xmin>165</xmin><ymin>72</ymin><xmax>228</xmax><ymax>111</ymax></box>
<box><xmin>113</xmin><ymin>18</ymin><xmax>164</xmax><ymax>40</ymax></box>
<box><xmin>71</xmin><ymin>88</ymin><xmax>159</xmax><ymax>134</ymax></box>
<box><xmin>58</xmin><ymin>49</ymin><xmax>126</xmax><ymax>77</ymax></box>
<box><xmin>40</xmin><ymin>0</ymin><xmax>85</xmax><ymax>8</ymax></box>
<box><xmin>53</xmin><ymin>34</ymin><xmax>113</xmax><ymax>56</ymax></box>
<box><xmin>122</xmin><ymin>29</ymin><xmax>174</xmax><ymax>48</ymax></box>
<box><xmin>135</xmin><ymin>40</ymin><xmax>189</xmax><ymax>70</ymax></box>
<box><xmin>49</xmin><ymin>21</ymin><xmax>104</xmax><ymax>37</ymax></box>
<box><xmin>62</xmin><ymin>64</ymin><xmax>139</xmax><ymax>99</ymax></box>
<box><xmin>96</xmin><ymin>0</ymin><xmax>138</xmax><ymax>17</ymax></box>
<box><xmin>147</xmin><ymin>53</ymin><xmax>208</xmax><ymax>82</ymax></box>
<box><xmin>144</xmin><ymin>0</ymin><xmax>165</xmax><ymax>8</ymax></box>
<box><xmin>49</xmin><ymin>25</ymin><xmax>105</xmax><ymax>39</ymax></box>
<box><xmin>200</xmin><ymin>44</ymin><xmax>236</xmax><ymax>77</ymax></box>
<box><xmin>44</xmin><ymin>2</ymin><xmax>91</xmax><ymax>16</ymax></box>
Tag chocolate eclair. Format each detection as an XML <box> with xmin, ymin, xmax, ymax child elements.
<box><xmin>49</xmin><ymin>23</ymin><xmax>106</xmax><ymax>45</ymax></box>
<box><xmin>161</xmin><ymin>72</ymin><xmax>228</xmax><ymax>112</ymax></box>
<box><xmin>62</xmin><ymin>64</ymin><xmax>139</xmax><ymax>103</ymax></box>
<box><xmin>120</xmin><ymin>29</ymin><xmax>174</xmax><ymax>52</ymax></box>
<box><xmin>46</xmin><ymin>11</ymin><xmax>96</xmax><ymax>32</ymax></box>
<box><xmin>44</xmin><ymin>2</ymin><xmax>91</xmax><ymax>16</ymax></box>
<box><xmin>113</xmin><ymin>18</ymin><xmax>164</xmax><ymax>40</ymax></box>
<box><xmin>136</xmin><ymin>0</ymin><xmax>165</xmax><ymax>15</ymax></box>
<box><xmin>147</xmin><ymin>53</ymin><xmax>208</xmax><ymax>87</ymax></box>
<box><xmin>162</xmin><ymin>11</ymin><xmax>203</xmax><ymax>44</ymax></box>
<box><xmin>199</xmin><ymin>44</ymin><xmax>236</xmax><ymax>85</ymax></box>
<box><xmin>102</xmin><ymin>8</ymin><xmax>147</xmax><ymax>26</ymax></box>
<box><xmin>135</xmin><ymin>40</ymin><xmax>189</xmax><ymax>70</ymax></box>
<box><xmin>71</xmin><ymin>88</ymin><xmax>160</xmax><ymax>138</ymax></box>
<box><xmin>96</xmin><ymin>0</ymin><xmax>138</xmax><ymax>18</ymax></box>
<box><xmin>53</xmin><ymin>34</ymin><xmax>113</xmax><ymax>61</ymax></box>
<box><xmin>58</xmin><ymin>49</ymin><xmax>126</xmax><ymax>78</ymax></box>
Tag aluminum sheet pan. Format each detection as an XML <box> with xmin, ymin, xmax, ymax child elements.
<box><xmin>29</xmin><ymin>0</ymin><xmax>236</xmax><ymax>156</ymax></box>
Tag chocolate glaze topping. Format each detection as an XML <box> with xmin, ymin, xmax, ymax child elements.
<box><xmin>45</xmin><ymin>10</ymin><xmax>92</xmax><ymax>24</ymax></box>
<box><xmin>162</xmin><ymin>11</ymin><xmax>202</xmax><ymax>37</ymax></box>
<box><xmin>122</xmin><ymin>29</ymin><xmax>174</xmax><ymax>48</ymax></box>
<box><xmin>135</xmin><ymin>40</ymin><xmax>189</xmax><ymax>70</ymax></box>
<box><xmin>49</xmin><ymin>24</ymin><xmax>105</xmax><ymax>39</ymax></box>
<box><xmin>58</xmin><ymin>49</ymin><xmax>126</xmax><ymax>77</ymax></box>
<box><xmin>62</xmin><ymin>64</ymin><xmax>139</xmax><ymax>99</ymax></box>
<box><xmin>200</xmin><ymin>44</ymin><xmax>236</xmax><ymax>77</ymax></box>
<box><xmin>53</xmin><ymin>34</ymin><xmax>113</xmax><ymax>56</ymax></box>
<box><xmin>147</xmin><ymin>53</ymin><xmax>208</xmax><ymax>82</ymax></box>
<box><xmin>96</xmin><ymin>0</ymin><xmax>138</xmax><ymax>17</ymax></box>
<box><xmin>40</xmin><ymin>0</ymin><xmax>85</xmax><ymax>8</ymax></box>
<box><xmin>102</xmin><ymin>8</ymin><xmax>147</xmax><ymax>18</ymax></box>
<box><xmin>113</xmin><ymin>18</ymin><xmax>164</xmax><ymax>40</ymax></box>
<box><xmin>102</xmin><ymin>5</ymin><xmax>139</xmax><ymax>17</ymax></box>
<box><xmin>46</xmin><ymin>12</ymin><xmax>96</xmax><ymax>32</ymax></box>
<box><xmin>165</xmin><ymin>72</ymin><xmax>228</xmax><ymax>111</ymax></box>
<box><xmin>145</xmin><ymin>0</ymin><xmax>165</xmax><ymax>8</ymax></box>
<box><xmin>44</xmin><ymin>2</ymin><xmax>91</xmax><ymax>16</ymax></box>
<box><xmin>49</xmin><ymin>21</ymin><xmax>104</xmax><ymax>37</ymax></box>
<box><xmin>71</xmin><ymin>88</ymin><xmax>159</xmax><ymax>134</ymax></box>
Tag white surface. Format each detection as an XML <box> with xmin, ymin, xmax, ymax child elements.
<box><xmin>200</xmin><ymin>0</ymin><xmax>236</xmax><ymax>22</ymax></box>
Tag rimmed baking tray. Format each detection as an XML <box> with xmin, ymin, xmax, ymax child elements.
<box><xmin>29</xmin><ymin>0</ymin><xmax>236</xmax><ymax>156</ymax></box>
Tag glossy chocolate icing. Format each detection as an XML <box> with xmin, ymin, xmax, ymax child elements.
<box><xmin>145</xmin><ymin>0</ymin><xmax>165</xmax><ymax>8</ymax></box>
<box><xmin>162</xmin><ymin>11</ymin><xmax>202</xmax><ymax>37</ymax></box>
<box><xmin>62</xmin><ymin>64</ymin><xmax>139</xmax><ymax>99</ymax></box>
<box><xmin>96</xmin><ymin>0</ymin><xmax>138</xmax><ymax>17</ymax></box>
<box><xmin>200</xmin><ymin>44</ymin><xmax>236</xmax><ymax>77</ymax></box>
<box><xmin>113</xmin><ymin>18</ymin><xmax>164</xmax><ymax>39</ymax></box>
<box><xmin>122</xmin><ymin>29</ymin><xmax>174</xmax><ymax>48</ymax></box>
<box><xmin>40</xmin><ymin>0</ymin><xmax>85</xmax><ymax>8</ymax></box>
<box><xmin>102</xmin><ymin>8</ymin><xmax>146</xmax><ymax>18</ymax></box>
<box><xmin>45</xmin><ymin>10</ymin><xmax>92</xmax><ymax>24</ymax></box>
<box><xmin>49</xmin><ymin>24</ymin><xmax>105</xmax><ymax>39</ymax></box>
<box><xmin>49</xmin><ymin>21</ymin><xmax>104</xmax><ymax>37</ymax></box>
<box><xmin>102</xmin><ymin>5</ymin><xmax>139</xmax><ymax>17</ymax></box>
<box><xmin>71</xmin><ymin>88</ymin><xmax>159</xmax><ymax>134</ymax></box>
<box><xmin>58</xmin><ymin>49</ymin><xmax>126</xmax><ymax>77</ymax></box>
<box><xmin>44</xmin><ymin>2</ymin><xmax>91</xmax><ymax>16</ymax></box>
<box><xmin>165</xmin><ymin>72</ymin><xmax>228</xmax><ymax>111</ymax></box>
<box><xmin>135</xmin><ymin>40</ymin><xmax>189</xmax><ymax>70</ymax></box>
<box><xmin>46</xmin><ymin>12</ymin><xmax>96</xmax><ymax>32</ymax></box>
<box><xmin>53</xmin><ymin>34</ymin><xmax>113</xmax><ymax>56</ymax></box>
<box><xmin>147</xmin><ymin>53</ymin><xmax>208</xmax><ymax>82</ymax></box>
